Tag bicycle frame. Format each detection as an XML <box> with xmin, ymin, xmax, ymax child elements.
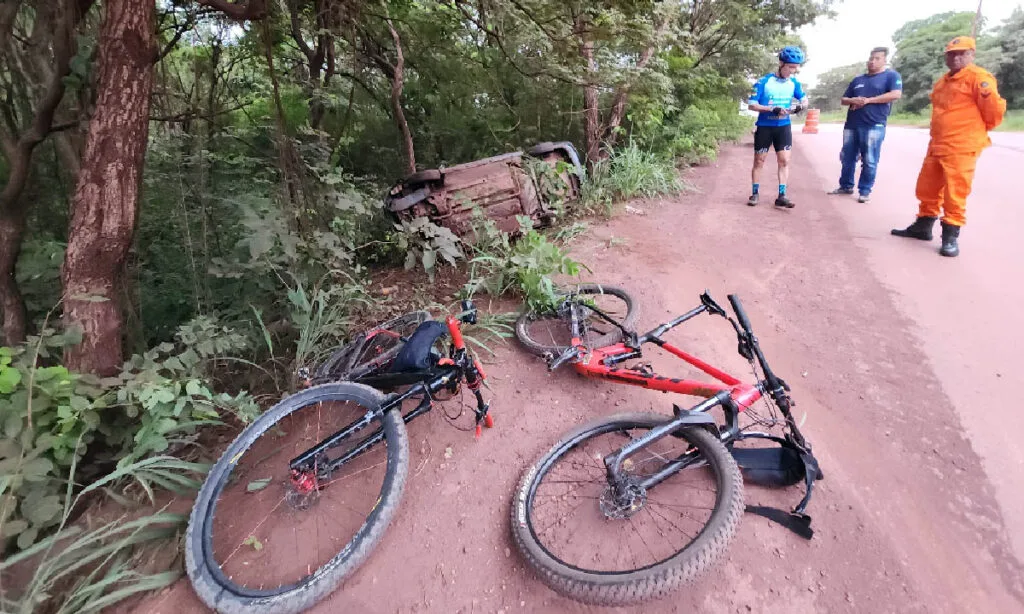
<box><xmin>289</xmin><ymin>309</ymin><xmax>491</xmax><ymax>486</ymax></box>
<box><xmin>556</xmin><ymin>291</ymin><xmax>819</xmax><ymax>520</ymax></box>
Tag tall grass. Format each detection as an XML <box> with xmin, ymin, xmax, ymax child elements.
<box><xmin>0</xmin><ymin>455</ymin><xmax>206</xmax><ymax>614</ymax></box>
<box><xmin>579</xmin><ymin>142</ymin><xmax>684</xmax><ymax>215</ymax></box>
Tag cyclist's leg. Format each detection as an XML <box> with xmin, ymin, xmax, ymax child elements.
<box><xmin>752</xmin><ymin>127</ymin><xmax>771</xmax><ymax>186</ymax></box>
<box><xmin>775</xmin><ymin>125</ymin><xmax>793</xmax><ymax>189</ymax></box>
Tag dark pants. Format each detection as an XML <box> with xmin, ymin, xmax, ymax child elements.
<box><xmin>838</xmin><ymin>125</ymin><xmax>886</xmax><ymax>196</ymax></box>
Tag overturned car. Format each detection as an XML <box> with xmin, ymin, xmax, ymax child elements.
<box><xmin>384</xmin><ymin>141</ymin><xmax>583</xmax><ymax>236</ymax></box>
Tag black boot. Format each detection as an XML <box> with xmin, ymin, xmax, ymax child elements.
<box><xmin>939</xmin><ymin>222</ymin><xmax>960</xmax><ymax>257</ymax></box>
<box><xmin>891</xmin><ymin>216</ymin><xmax>937</xmax><ymax>241</ymax></box>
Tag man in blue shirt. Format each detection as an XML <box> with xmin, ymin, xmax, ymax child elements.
<box><xmin>747</xmin><ymin>46</ymin><xmax>808</xmax><ymax>208</ymax></box>
<box><xmin>827</xmin><ymin>47</ymin><xmax>903</xmax><ymax>203</ymax></box>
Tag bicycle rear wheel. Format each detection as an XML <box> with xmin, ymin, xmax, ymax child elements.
<box><xmin>186</xmin><ymin>383</ymin><xmax>409</xmax><ymax>614</ymax></box>
<box><xmin>314</xmin><ymin>311</ymin><xmax>430</xmax><ymax>381</ymax></box>
<box><xmin>515</xmin><ymin>284</ymin><xmax>637</xmax><ymax>356</ymax></box>
<box><xmin>511</xmin><ymin>412</ymin><xmax>743</xmax><ymax>606</ymax></box>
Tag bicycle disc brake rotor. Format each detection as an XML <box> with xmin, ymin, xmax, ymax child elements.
<box><xmin>286</xmin><ymin>468</ymin><xmax>324</xmax><ymax>511</ymax></box>
<box><xmin>599</xmin><ymin>478</ymin><xmax>647</xmax><ymax>520</ymax></box>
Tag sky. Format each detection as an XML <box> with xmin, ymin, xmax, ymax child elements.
<box><xmin>795</xmin><ymin>0</ymin><xmax>1022</xmax><ymax>88</ymax></box>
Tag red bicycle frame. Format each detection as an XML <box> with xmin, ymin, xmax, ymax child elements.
<box><xmin>555</xmin><ymin>295</ymin><xmax>765</xmax><ymax>411</ymax></box>
<box><xmin>575</xmin><ymin>341</ymin><xmax>763</xmax><ymax>409</ymax></box>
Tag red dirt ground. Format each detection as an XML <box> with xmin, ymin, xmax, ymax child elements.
<box><xmin>129</xmin><ymin>140</ymin><xmax>1024</xmax><ymax>614</ymax></box>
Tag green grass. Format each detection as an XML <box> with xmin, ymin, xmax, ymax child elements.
<box><xmin>813</xmin><ymin>109</ymin><xmax>1024</xmax><ymax>131</ymax></box>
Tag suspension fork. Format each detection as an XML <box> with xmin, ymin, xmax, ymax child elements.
<box><xmin>603</xmin><ymin>392</ymin><xmax>728</xmax><ymax>499</ymax></box>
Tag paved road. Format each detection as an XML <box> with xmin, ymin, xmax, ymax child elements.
<box><xmin>798</xmin><ymin>123</ymin><xmax>1024</xmax><ymax>562</ymax></box>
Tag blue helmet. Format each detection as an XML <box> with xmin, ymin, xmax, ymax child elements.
<box><xmin>779</xmin><ymin>46</ymin><xmax>805</xmax><ymax>65</ymax></box>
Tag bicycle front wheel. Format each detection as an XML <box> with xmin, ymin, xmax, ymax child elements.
<box><xmin>511</xmin><ymin>412</ymin><xmax>743</xmax><ymax>606</ymax></box>
<box><xmin>186</xmin><ymin>383</ymin><xmax>409</xmax><ymax>614</ymax></box>
<box><xmin>515</xmin><ymin>284</ymin><xmax>637</xmax><ymax>356</ymax></box>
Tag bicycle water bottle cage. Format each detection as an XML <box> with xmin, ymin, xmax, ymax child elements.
<box><xmin>389</xmin><ymin>320</ymin><xmax>449</xmax><ymax>373</ymax></box>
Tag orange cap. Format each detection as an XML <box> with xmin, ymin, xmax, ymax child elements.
<box><xmin>945</xmin><ymin>36</ymin><xmax>976</xmax><ymax>52</ymax></box>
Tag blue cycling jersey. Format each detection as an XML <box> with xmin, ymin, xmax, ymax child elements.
<box><xmin>748</xmin><ymin>73</ymin><xmax>807</xmax><ymax>127</ymax></box>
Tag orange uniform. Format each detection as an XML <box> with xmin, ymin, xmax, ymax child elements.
<box><xmin>915</xmin><ymin>62</ymin><xmax>1006</xmax><ymax>226</ymax></box>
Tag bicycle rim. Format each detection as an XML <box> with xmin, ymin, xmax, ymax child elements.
<box><xmin>516</xmin><ymin>284</ymin><xmax>637</xmax><ymax>356</ymax></box>
<box><xmin>512</xmin><ymin>413</ymin><xmax>742</xmax><ymax>605</ymax></box>
<box><xmin>186</xmin><ymin>383</ymin><xmax>409</xmax><ymax>613</ymax></box>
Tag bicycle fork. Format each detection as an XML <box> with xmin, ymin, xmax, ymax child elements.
<box><xmin>602</xmin><ymin>392</ymin><xmax>728</xmax><ymax>504</ymax></box>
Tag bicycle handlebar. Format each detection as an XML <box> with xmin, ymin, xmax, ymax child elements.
<box><xmin>727</xmin><ymin>294</ymin><xmax>753</xmax><ymax>336</ymax></box>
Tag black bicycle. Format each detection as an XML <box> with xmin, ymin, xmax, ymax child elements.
<box><xmin>511</xmin><ymin>290</ymin><xmax>821</xmax><ymax>606</ymax></box>
<box><xmin>185</xmin><ymin>301</ymin><xmax>491</xmax><ymax>614</ymax></box>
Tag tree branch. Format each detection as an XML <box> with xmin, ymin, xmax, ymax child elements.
<box><xmin>195</xmin><ymin>0</ymin><xmax>268</xmax><ymax>21</ymax></box>
<box><xmin>156</xmin><ymin>10</ymin><xmax>196</xmax><ymax>62</ymax></box>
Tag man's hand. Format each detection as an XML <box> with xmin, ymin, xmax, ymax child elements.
<box><xmin>850</xmin><ymin>96</ymin><xmax>869</xmax><ymax>109</ymax></box>
<box><xmin>772</xmin><ymin>107</ymin><xmax>789</xmax><ymax>117</ymax></box>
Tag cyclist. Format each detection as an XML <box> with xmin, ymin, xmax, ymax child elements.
<box><xmin>746</xmin><ymin>46</ymin><xmax>808</xmax><ymax>208</ymax></box>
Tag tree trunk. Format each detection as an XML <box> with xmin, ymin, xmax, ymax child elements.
<box><xmin>578</xmin><ymin>30</ymin><xmax>603</xmax><ymax>168</ymax></box>
<box><xmin>0</xmin><ymin>0</ymin><xmax>87</xmax><ymax>345</ymax></box>
<box><xmin>0</xmin><ymin>207</ymin><xmax>28</xmax><ymax>346</ymax></box>
<box><xmin>386</xmin><ymin>19</ymin><xmax>416</xmax><ymax>175</ymax></box>
<box><xmin>62</xmin><ymin>0</ymin><xmax>154</xmax><ymax>375</ymax></box>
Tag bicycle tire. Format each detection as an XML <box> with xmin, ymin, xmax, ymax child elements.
<box><xmin>185</xmin><ymin>383</ymin><xmax>410</xmax><ymax>614</ymax></box>
<box><xmin>515</xmin><ymin>284</ymin><xmax>638</xmax><ymax>356</ymax></box>
<box><xmin>511</xmin><ymin>412</ymin><xmax>743</xmax><ymax>606</ymax></box>
<box><xmin>314</xmin><ymin>311</ymin><xmax>430</xmax><ymax>381</ymax></box>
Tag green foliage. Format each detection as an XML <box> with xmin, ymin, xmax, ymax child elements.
<box><xmin>0</xmin><ymin>318</ymin><xmax>256</xmax><ymax>551</ymax></box>
<box><xmin>394</xmin><ymin>217</ymin><xmax>464</xmax><ymax>281</ymax></box>
<box><xmin>809</xmin><ymin>62</ymin><xmax>864</xmax><ymax>112</ymax></box>
<box><xmin>993</xmin><ymin>8</ymin><xmax>1024</xmax><ymax>109</ymax></box>
<box><xmin>0</xmin><ymin>455</ymin><xmax>205</xmax><ymax>614</ymax></box>
<box><xmin>464</xmin><ymin>215</ymin><xmax>586</xmax><ymax>312</ymax></box>
<box><xmin>892</xmin><ymin>12</ymin><xmax>987</xmax><ymax>113</ymax></box>
<box><xmin>579</xmin><ymin>142</ymin><xmax>684</xmax><ymax>216</ymax></box>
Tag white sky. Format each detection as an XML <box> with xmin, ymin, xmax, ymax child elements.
<box><xmin>796</xmin><ymin>0</ymin><xmax>1022</xmax><ymax>88</ymax></box>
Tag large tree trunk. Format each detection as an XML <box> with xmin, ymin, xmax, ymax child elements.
<box><xmin>62</xmin><ymin>0</ymin><xmax>154</xmax><ymax>375</ymax></box>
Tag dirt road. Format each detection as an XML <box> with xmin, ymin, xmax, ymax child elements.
<box><xmin>802</xmin><ymin>124</ymin><xmax>1024</xmax><ymax>565</ymax></box>
<box><xmin>139</xmin><ymin>135</ymin><xmax>1024</xmax><ymax>614</ymax></box>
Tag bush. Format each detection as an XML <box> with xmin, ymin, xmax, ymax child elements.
<box><xmin>463</xmin><ymin>214</ymin><xmax>586</xmax><ymax>312</ymax></box>
<box><xmin>578</xmin><ymin>141</ymin><xmax>683</xmax><ymax>215</ymax></box>
<box><xmin>0</xmin><ymin>319</ymin><xmax>257</xmax><ymax>552</ymax></box>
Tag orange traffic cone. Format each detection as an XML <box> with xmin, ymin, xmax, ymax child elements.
<box><xmin>802</xmin><ymin>108</ymin><xmax>820</xmax><ymax>134</ymax></box>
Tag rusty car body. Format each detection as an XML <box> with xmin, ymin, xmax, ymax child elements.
<box><xmin>384</xmin><ymin>141</ymin><xmax>583</xmax><ymax>236</ymax></box>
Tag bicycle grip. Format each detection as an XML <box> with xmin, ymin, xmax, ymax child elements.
<box><xmin>727</xmin><ymin>294</ymin><xmax>754</xmax><ymax>334</ymax></box>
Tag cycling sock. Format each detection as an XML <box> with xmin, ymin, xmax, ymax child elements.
<box><xmin>779</xmin><ymin>184</ymin><xmax>787</xmax><ymax>196</ymax></box>
<box><xmin>752</xmin><ymin>183</ymin><xmax>760</xmax><ymax>195</ymax></box>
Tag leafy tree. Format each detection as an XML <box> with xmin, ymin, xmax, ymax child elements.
<box><xmin>809</xmin><ymin>62</ymin><xmax>863</xmax><ymax>112</ymax></box>
<box><xmin>993</xmin><ymin>7</ymin><xmax>1024</xmax><ymax>109</ymax></box>
<box><xmin>892</xmin><ymin>11</ymin><xmax>982</xmax><ymax>113</ymax></box>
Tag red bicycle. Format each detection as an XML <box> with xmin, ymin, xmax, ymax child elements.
<box><xmin>511</xmin><ymin>284</ymin><xmax>821</xmax><ymax>606</ymax></box>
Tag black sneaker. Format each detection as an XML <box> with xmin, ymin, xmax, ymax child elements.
<box><xmin>774</xmin><ymin>195</ymin><xmax>795</xmax><ymax>208</ymax></box>
<box><xmin>747</xmin><ymin>193</ymin><xmax>759</xmax><ymax>206</ymax></box>
<box><xmin>828</xmin><ymin>187</ymin><xmax>854</xmax><ymax>195</ymax></box>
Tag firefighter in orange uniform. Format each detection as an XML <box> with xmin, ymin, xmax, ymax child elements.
<box><xmin>891</xmin><ymin>36</ymin><xmax>1006</xmax><ymax>257</ymax></box>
